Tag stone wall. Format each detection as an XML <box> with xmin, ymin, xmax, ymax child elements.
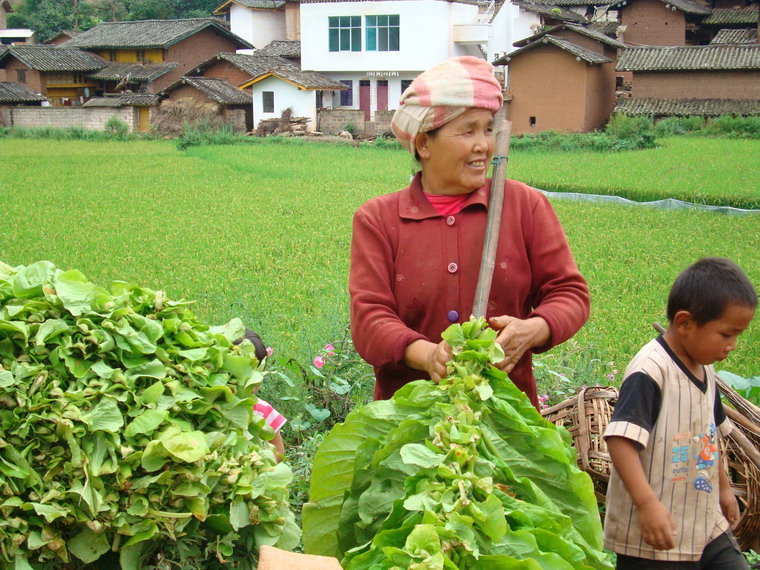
<box><xmin>3</xmin><ymin>107</ymin><xmax>137</xmax><ymax>131</ymax></box>
<box><xmin>375</xmin><ymin>110</ymin><xmax>395</xmax><ymax>135</ymax></box>
<box><xmin>318</xmin><ymin>109</ymin><xmax>365</xmax><ymax>135</ymax></box>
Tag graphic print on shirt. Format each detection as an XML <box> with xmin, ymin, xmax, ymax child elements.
<box><xmin>669</xmin><ymin>423</ymin><xmax>717</xmax><ymax>493</ymax></box>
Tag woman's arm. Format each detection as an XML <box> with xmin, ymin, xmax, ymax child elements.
<box><xmin>349</xmin><ymin>203</ymin><xmax>427</xmax><ymax>369</ymax></box>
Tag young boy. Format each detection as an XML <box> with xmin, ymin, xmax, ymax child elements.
<box><xmin>234</xmin><ymin>329</ymin><xmax>286</xmax><ymax>461</ymax></box>
<box><xmin>604</xmin><ymin>257</ymin><xmax>756</xmax><ymax>569</ymax></box>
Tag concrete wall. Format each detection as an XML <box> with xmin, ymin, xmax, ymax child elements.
<box><xmin>230</xmin><ymin>3</ymin><xmax>286</xmax><ymax>49</ymax></box>
<box><xmin>621</xmin><ymin>0</ymin><xmax>686</xmax><ymax>46</ymax></box>
<box><xmin>285</xmin><ymin>2</ymin><xmax>300</xmax><ymax>40</ymax></box>
<box><xmin>252</xmin><ymin>75</ymin><xmax>317</xmax><ymax>129</ymax></box>
<box><xmin>632</xmin><ymin>70</ymin><xmax>760</xmax><ymax>99</ymax></box>
<box><xmin>318</xmin><ymin>108</ymin><xmax>365</xmax><ymax>134</ymax></box>
<box><xmin>3</xmin><ymin>106</ymin><xmax>137</xmax><ymax>131</ymax></box>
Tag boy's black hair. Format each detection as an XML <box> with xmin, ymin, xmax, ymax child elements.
<box><xmin>233</xmin><ymin>328</ymin><xmax>267</xmax><ymax>362</ymax></box>
<box><xmin>667</xmin><ymin>257</ymin><xmax>757</xmax><ymax>325</ymax></box>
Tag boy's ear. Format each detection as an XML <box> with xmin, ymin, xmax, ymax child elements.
<box><xmin>672</xmin><ymin>310</ymin><xmax>695</xmax><ymax>332</ymax></box>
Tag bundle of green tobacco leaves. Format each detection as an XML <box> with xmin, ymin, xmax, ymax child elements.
<box><xmin>0</xmin><ymin>261</ymin><xmax>299</xmax><ymax>569</ymax></box>
<box><xmin>303</xmin><ymin>317</ymin><xmax>612</xmax><ymax>569</ymax></box>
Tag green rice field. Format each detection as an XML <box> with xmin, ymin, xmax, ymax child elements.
<box><xmin>1</xmin><ymin>138</ymin><xmax>759</xmax><ymax>382</ymax></box>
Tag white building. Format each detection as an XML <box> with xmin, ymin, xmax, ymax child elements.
<box><xmin>214</xmin><ymin>0</ymin><xmax>300</xmax><ymax>48</ymax></box>
<box><xmin>299</xmin><ymin>0</ymin><xmax>494</xmax><ymax>122</ymax></box>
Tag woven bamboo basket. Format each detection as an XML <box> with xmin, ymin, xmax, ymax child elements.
<box><xmin>541</xmin><ymin>380</ymin><xmax>760</xmax><ymax>551</ymax></box>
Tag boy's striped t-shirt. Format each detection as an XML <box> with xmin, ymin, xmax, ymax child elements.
<box><xmin>603</xmin><ymin>336</ymin><xmax>732</xmax><ymax>562</ymax></box>
<box><xmin>254</xmin><ymin>398</ymin><xmax>287</xmax><ymax>433</ymax></box>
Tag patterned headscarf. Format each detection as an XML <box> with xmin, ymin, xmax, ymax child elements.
<box><xmin>391</xmin><ymin>56</ymin><xmax>503</xmax><ymax>154</ymax></box>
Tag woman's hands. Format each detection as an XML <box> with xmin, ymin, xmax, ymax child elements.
<box><xmin>488</xmin><ymin>315</ymin><xmax>550</xmax><ymax>374</ymax></box>
<box><xmin>404</xmin><ymin>339</ymin><xmax>452</xmax><ymax>382</ymax></box>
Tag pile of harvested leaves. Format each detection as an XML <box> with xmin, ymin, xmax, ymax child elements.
<box><xmin>303</xmin><ymin>317</ymin><xmax>612</xmax><ymax>569</ymax></box>
<box><xmin>0</xmin><ymin>260</ymin><xmax>299</xmax><ymax>569</ymax></box>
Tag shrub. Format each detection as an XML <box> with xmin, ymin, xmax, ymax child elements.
<box><xmin>704</xmin><ymin>115</ymin><xmax>760</xmax><ymax>139</ymax></box>
<box><xmin>104</xmin><ymin>115</ymin><xmax>130</xmax><ymax>138</ymax></box>
<box><xmin>605</xmin><ymin>113</ymin><xmax>656</xmax><ymax>149</ymax></box>
<box><xmin>654</xmin><ymin>116</ymin><xmax>704</xmax><ymax>137</ymax></box>
<box><xmin>343</xmin><ymin>120</ymin><xmax>356</xmax><ymax>136</ymax></box>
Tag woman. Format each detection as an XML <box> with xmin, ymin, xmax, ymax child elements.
<box><xmin>349</xmin><ymin>56</ymin><xmax>589</xmax><ymax>408</ymax></box>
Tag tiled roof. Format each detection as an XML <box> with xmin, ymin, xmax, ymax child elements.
<box><xmin>0</xmin><ymin>46</ymin><xmax>107</xmax><ymax>71</ymax></box>
<box><xmin>497</xmin><ymin>35</ymin><xmax>612</xmax><ymax>64</ymax></box>
<box><xmin>214</xmin><ymin>0</ymin><xmax>285</xmax><ymax>13</ymax></box>
<box><xmin>711</xmin><ymin>28</ymin><xmax>757</xmax><ymax>44</ymax></box>
<box><xmin>82</xmin><ymin>93</ymin><xmax>160</xmax><ymax>107</ymax></box>
<box><xmin>254</xmin><ymin>65</ymin><xmax>349</xmax><ymax>89</ymax></box>
<box><xmin>88</xmin><ymin>62</ymin><xmax>178</xmax><ymax>82</ymax></box>
<box><xmin>617</xmin><ymin>44</ymin><xmax>760</xmax><ymax>71</ymax></box>
<box><xmin>702</xmin><ymin>5</ymin><xmax>758</xmax><ymax>25</ymax></box>
<box><xmin>257</xmin><ymin>40</ymin><xmax>301</xmax><ymax>58</ymax></box>
<box><xmin>162</xmin><ymin>77</ymin><xmax>252</xmax><ymax>104</ymax></box>
<box><xmin>512</xmin><ymin>1</ymin><xmax>588</xmax><ymax>23</ymax></box>
<box><xmin>0</xmin><ymin>81</ymin><xmax>46</xmax><ymax>103</ymax></box>
<box><xmin>615</xmin><ymin>96</ymin><xmax>760</xmax><ymax>116</ymax></box>
<box><xmin>610</xmin><ymin>0</ymin><xmax>711</xmax><ymax>15</ymax></box>
<box><xmin>513</xmin><ymin>23</ymin><xmax>626</xmax><ymax>48</ymax></box>
<box><xmin>190</xmin><ymin>52</ymin><xmax>291</xmax><ymax>79</ymax></box>
<box><xmin>538</xmin><ymin>0</ymin><xmax>614</xmax><ymax>5</ymax></box>
<box><xmin>61</xmin><ymin>18</ymin><xmax>253</xmax><ymax>50</ymax></box>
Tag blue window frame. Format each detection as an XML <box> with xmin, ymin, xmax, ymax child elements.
<box><xmin>366</xmin><ymin>15</ymin><xmax>400</xmax><ymax>51</ymax></box>
<box><xmin>329</xmin><ymin>16</ymin><xmax>361</xmax><ymax>52</ymax></box>
<box><xmin>340</xmin><ymin>80</ymin><xmax>353</xmax><ymax>106</ymax></box>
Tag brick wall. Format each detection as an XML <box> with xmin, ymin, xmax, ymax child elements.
<box><xmin>199</xmin><ymin>60</ymin><xmax>252</xmax><ymax>88</ymax></box>
<box><xmin>633</xmin><ymin>71</ymin><xmax>760</xmax><ymax>99</ymax></box>
<box><xmin>622</xmin><ymin>0</ymin><xmax>686</xmax><ymax>46</ymax></box>
<box><xmin>318</xmin><ymin>109</ymin><xmax>365</xmax><ymax>135</ymax></box>
<box><xmin>6</xmin><ymin>59</ymin><xmax>44</xmax><ymax>94</ymax></box>
<box><xmin>159</xmin><ymin>28</ymin><xmax>245</xmax><ymax>92</ymax></box>
<box><xmin>5</xmin><ymin>107</ymin><xmax>137</xmax><ymax>131</ymax></box>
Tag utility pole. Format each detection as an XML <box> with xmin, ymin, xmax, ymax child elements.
<box><xmin>73</xmin><ymin>0</ymin><xmax>79</xmax><ymax>29</ymax></box>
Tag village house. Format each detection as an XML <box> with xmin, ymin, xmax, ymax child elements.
<box><xmin>0</xmin><ymin>45</ymin><xmax>106</xmax><ymax>105</ymax></box>
<box><xmin>710</xmin><ymin>27</ymin><xmax>757</xmax><ymax>44</ymax></box>
<box><xmin>608</xmin><ymin>0</ymin><xmax>712</xmax><ymax>46</ymax></box>
<box><xmin>213</xmin><ymin>0</ymin><xmax>301</xmax><ymax>47</ymax></box>
<box><xmin>298</xmin><ymin>0</ymin><xmax>497</xmax><ymax>132</ymax></box>
<box><xmin>160</xmin><ymin>76</ymin><xmax>253</xmax><ymax>131</ymax></box>
<box><xmin>178</xmin><ymin>50</ymin><xmax>344</xmax><ymax>130</ymax></box>
<box><xmin>701</xmin><ymin>5</ymin><xmax>759</xmax><ymax>42</ymax></box>
<box><xmin>61</xmin><ymin>18</ymin><xmax>253</xmax><ymax>94</ymax></box>
<box><xmin>495</xmin><ymin>23</ymin><xmax>625</xmax><ymax>133</ymax></box>
<box><xmin>614</xmin><ymin>43</ymin><xmax>760</xmax><ymax>117</ymax></box>
<box><xmin>0</xmin><ymin>80</ymin><xmax>46</xmax><ymax>126</ymax></box>
<box><xmin>256</xmin><ymin>39</ymin><xmax>301</xmax><ymax>66</ymax></box>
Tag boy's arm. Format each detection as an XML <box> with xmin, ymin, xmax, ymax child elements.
<box><xmin>718</xmin><ymin>449</ymin><xmax>740</xmax><ymax>529</ymax></box>
<box><xmin>607</xmin><ymin>436</ymin><xmax>677</xmax><ymax>550</ymax></box>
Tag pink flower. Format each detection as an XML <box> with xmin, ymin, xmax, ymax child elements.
<box><xmin>324</xmin><ymin>343</ymin><xmax>336</xmax><ymax>355</ymax></box>
<box><xmin>266</xmin><ymin>347</ymin><xmax>273</xmax><ymax>357</ymax></box>
<box><xmin>313</xmin><ymin>356</ymin><xmax>325</xmax><ymax>369</ymax></box>
<box><xmin>538</xmin><ymin>394</ymin><xmax>549</xmax><ymax>409</ymax></box>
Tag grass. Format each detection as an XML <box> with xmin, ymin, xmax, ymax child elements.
<box><xmin>1</xmin><ymin>137</ymin><xmax>758</xmax><ymax>382</ymax></box>
<box><xmin>509</xmin><ymin>137</ymin><xmax>760</xmax><ymax>209</ymax></box>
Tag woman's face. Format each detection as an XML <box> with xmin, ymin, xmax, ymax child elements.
<box><xmin>417</xmin><ymin>108</ymin><xmax>495</xmax><ymax>196</ymax></box>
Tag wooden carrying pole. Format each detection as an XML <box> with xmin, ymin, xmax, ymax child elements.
<box><xmin>472</xmin><ymin>110</ymin><xmax>512</xmax><ymax>318</ymax></box>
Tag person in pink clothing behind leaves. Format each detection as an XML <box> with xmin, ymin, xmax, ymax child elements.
<box><xmin>349</xmin><ymin>56</ymin><xmax>590</xmax><ymax>408</ymax></box>
<box><xmin>234</xmin><ymin>329</ymin><xmax>286</xmax><ymax>461</ymax></box>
